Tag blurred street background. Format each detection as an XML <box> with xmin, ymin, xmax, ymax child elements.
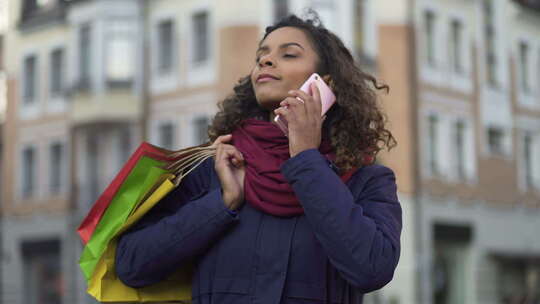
<box><xmin>0</xmin><ymin>0</ymin><xmax>540</xmax><ymax>303</ymax></box>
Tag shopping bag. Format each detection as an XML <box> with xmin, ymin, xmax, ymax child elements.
<box><xmin>87</xmin><ymin>174</ymin><xmax>193</xmax><ymax>302</ymax></box>
<box><xmin>79</xmin><ymin>142</ymin><xmax>216</xmax><ymax>302</ymax></box>
<box><xmin>77</xmin><ymin>142</ymin><xmax>172</xmax><ymax>244</ymax></box>
<box><xmin>79</xmin><ymin>157</ymin><xmax>169</xmax><ymax>281</ymax></box>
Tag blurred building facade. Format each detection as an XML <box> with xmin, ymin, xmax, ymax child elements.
<box><xmin>377</xmin><ymin>0</ymin><xmax>540</xmax><ymax>303</ymax></box>
<box><xmin>0</xmin><ymin>0</ymin><xmax>5</xmax><ymax>300</ymax></box>
<box><xmin>0</xmin><ymin>0</ymin><xmax>539</xmax><ymax>304</ymax></box>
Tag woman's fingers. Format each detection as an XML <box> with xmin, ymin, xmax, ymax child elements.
<box><xmin>212</xmin><ymin>136</ymin><xmax>245</xmax><ymax>210</ymax></box>
<box><xmin>277</xmin><ymin>96</ymin><xmax>306</xmax><ymax>122</ymax></box>
<box><xmin>211</xmin><ymin>134</ymin><xmax>233</xmax><ymax>148</ymax></box>
<box><xmin>288</xmin><ymin>85</ymin><xmax>321</xmax><ymax>118</ymax></box>
<box><xmin>216</xmin><ymin>143</ymin><xmax>244</xmax><ymax>168</ymax></box>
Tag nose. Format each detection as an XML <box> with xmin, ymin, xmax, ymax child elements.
<box><xmin>258</xmin><ymin>54</ymin><xmax>274</xmax><ymax>67</ymax></box>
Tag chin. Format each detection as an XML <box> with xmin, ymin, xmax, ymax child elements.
<box><xmin>256</xmin><ymin>98</ymin><xmax>282</xmax><ymax>111</ymax></box>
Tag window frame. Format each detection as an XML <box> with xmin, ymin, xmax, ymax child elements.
<box><xmin>273</xmin><ymin>0</ymin><xmax>289</xmax><ymax>23</ymax></box>
<box><xmin>427</xmin><ymin>113</ymin><xmax>440</xmax><ymax>177</ymax></box>
<box><xmin>104</xmin><ymin>19</ymin><xmax>136</xmax><ymax>87</ymax></box>
<box><xmin>450</xmin><ymin>18</ymin><xmax>464</xmax><ymax>75</ymax></box>
<box><xmin>156</xmin><ymin>18</ymin><xmax>175</xmax><ymax>75</ymax></box>
<box><xmin>48</xmin><ymin>140</ymin><xmax>66</xmax><ymax>196</ymax></box>
<box><xmin>49</xmin><ymin>47</ymin><xmax>64</xmax><ymax>98</ymax></box>
<box><xmin>150</xmin><ymin>13</ymin><xmax>179</xmax><ymax>94</ymax></box>
<box><xmin>519</xmin><ymin>40</ymin><xmax>531</xmax><ymax>94</ymax></box>
<box><xmin>424</xmin><ymin>9</ymin><xmax>437</xmax><ymax>68</ymax></box>
<box><xmin>157</xmin><ymin>121</ymin><xmax>177</xmax><ymax>150</ymax></box>
<box><xmin>22</xmin><ymin>54</ymin><xmax>38</xmax><ymax>105</ymax></box>
<box><xmin>77</xmin><ymin>23</ymin><xmax>92</xmax><ymax>90</ymax></box>
<box><xmin>191</xmin><ymin>11</ymin><xmax>210</xmax><ymax>64</ymax></box>
<box><xmin>192</xmin><ymin>115</ymin><xmax>210</xmax><ymax>146</ymax></box>
<box><xmin>186</xmin><ymin>3</ymin><xmax>215</xmax><ymax>87</ymax></box>
<box><xmin>19</xmin><ymin>143</ymin><xmax>38</xmax><ymax>200</ymax></box>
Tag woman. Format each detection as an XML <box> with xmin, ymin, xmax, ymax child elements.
<box><xmin>116</xmin><ymin>13</ymin><xmax>401</xmax><ymax>304</ymax></box>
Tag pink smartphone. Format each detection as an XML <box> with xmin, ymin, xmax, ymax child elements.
<box><xmin>274</xmin><ymin>73</ymin><xmax>336</xmax><ymax>136</ymax></box>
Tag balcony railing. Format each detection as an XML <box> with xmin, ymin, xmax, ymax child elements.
<box><xmin>513</xmin><ymin>0</ymin><xmax>540</xmax><ymax>11</ymax></box>
<box><xmin>18</xmin><ymin>0</ymin><xmax>68</xmax><ymax>31</ymax></box>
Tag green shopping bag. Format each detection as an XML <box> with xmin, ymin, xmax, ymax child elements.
<box><xmin>79</xmin><ymin>156</ymin><xmax>168</xmax><ymax>281</ymax></box>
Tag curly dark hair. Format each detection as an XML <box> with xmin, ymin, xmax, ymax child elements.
<box><xmin>208</xmin><ymin>12</ymin><xmax>397</xmax><ymax>170</ymax></box>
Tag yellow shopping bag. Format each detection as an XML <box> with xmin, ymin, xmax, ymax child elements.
<box><xmin>87</xmin><ymin>173</ymin><xmax>193</xmax><ymax>302</ymax></box>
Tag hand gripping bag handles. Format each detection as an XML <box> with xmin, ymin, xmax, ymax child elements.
<box><xmin>78</xmin><ymin>142</ymin><xmax>216</xmax><ymax>303</ymax></box>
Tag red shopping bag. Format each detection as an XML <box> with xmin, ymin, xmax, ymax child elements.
<box><xmin>77</xmin><ymin>142</ymin><xmax>175</xmax><ymax>244</ymax></box>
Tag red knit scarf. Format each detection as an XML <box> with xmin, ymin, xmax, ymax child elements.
<box><xmin>231</xmin><ymin>118</ymin><xmax>363</xmax><ymax>217</ymax></box>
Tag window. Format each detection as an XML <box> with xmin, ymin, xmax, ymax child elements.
<box><xmin>106</xmin><ymin>21</ymin><xmax>134</xmax><ymax>86</ymax></box>
<box><xmin>455</xmin><ymin>120</ymin><xmax>466</xmax><ymax>179</ymax></box>
<box><xmin>483</xmin><ymin>0</ymin><xmax>497</xmax><ymax>86</ymax></box>
<box><xmin>36</xmin><ymin>0</ymin><xmax>50</xmax><ymax>6</ymax></box>
<box><xmin>192</xmin><ymin>11</ymin><xmax>209</xmax><ymax>63</ymax></box>
<box><xmin>21</xmin><ymin>0</ymin><xmax>53</xmax><ymax>18</ymax></box>
<box><xmin>353</xmin><ymin>0</ymin><xmax>365</xmax><ymax>56</ymax></box>
<box><xmin>450</xmin><ymin>19</ymin><xmax>463</xmax><ymax>74</ymax></box>
<box><xmin>118</xmin><ymin>127</ymin><xmax>131</xmax><ymax>165</ymax></box>
<box><xmin>21</xmin><ymin>146</ymin><xmax>36</xmax><ymax>198</ymax></box>
<box><xmin>159</xmin><ymin>122</ymin><xmax>175</xmax><ymax>149</ymax></box>
<box><xmin>432</xmin><ymin>224</ymin><xmax>471</xmax><ymax>304</ymax></box>
<box><xmin>523</xmin><ymin>132</ymin><xmax>533</xmax><ymax>190</ymax></box>
<box><xmin>488</xmin><ymin>127</ymin><xmax>504</xmax><ymax>155</ymax></box>
<box><xmin>194</xmin><ymin>116</ymin><xmax>209</xmax><ymax>145</ymax></box>
<box><xmin>0</xmin><ymin>143</ymin><xmax>3</xmax><ymax>205</ymax></box>
<box><xmin>49</xmin><ymin>48</ymin><xmax>64</xmax><ymax>97</ymax></box>
<box><xmin>86</xmin><ymin>134</ymin><xmax>99</xmax><ymax>204</ymax></box>
<box><xmin>274</xmin><ymin>0</ymin><xmax>289</xmax><ymax>22</ymax></box>
<box><xmin>21</xmin><ymin>239</ymin><xmax>62</xmax><ymax>304</ymax></box>
<box><xmin>519</xmin><ymin>41</ymin><xmax>530</xmax><ymax>93</ymax></box>
<box><xmin>424</xmin><ymin>10</ymin><xmax>436</xmax><ymax>66</ymax></box>
<box><xmin>157</xmin><ymin>20</ymin><xmax>174</xmax><ymax>74</ymax></box>
<box><xmin>495</xmin><ymin>258</ymin><xmax>539</xmax><ymax>304</ymax></box>
<box><xmin>0</xmin><ymin>36</ymin><xmax>3</xmax><ymax>69</ymax></box>
<box><xmin>428</xmin><ymin>114</ymin><xmax>439</xmax><ymax>175</ymax></box>
<box><xmin>0</xmin><ymin>1</ymin><xmax>6</xmax><ymax>32</ymax></box>
<box><xmin>49</xmin><ymin>142</ymin><xmax>64</xmax><ymax>194</ymax></box>
<box><xmin>23</xmin><ymin>55</ymin><xmax>37</xmax><ymax>104</ymax></box>
<box><xmin>538</xmin><ymin>49</ymin><xmax>540</xmax><ymax>93</ymax></box>
<box><xmin>79</xmin><ymin>24</ymin><xmax>91</xmax><ymax>87</ymax></box>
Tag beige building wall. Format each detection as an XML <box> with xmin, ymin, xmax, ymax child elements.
<box><xmin>376</xmin><ymin>23</ymin><xmax>419</xmax><ymax>304</ymax></box>
<box><xmin>2</xmin><ymin>0</ymin><xmax>72</xmax><ymax>214</ymax></box>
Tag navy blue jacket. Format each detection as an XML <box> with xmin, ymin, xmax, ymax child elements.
<box><xmin>116</xmin><ymin>149</ymin><xmax>402</xmax><ymax>304</ymax></box>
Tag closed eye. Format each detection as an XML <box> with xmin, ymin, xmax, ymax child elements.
<box><xmin>255</xmin><ymin>53</ymin><xmax>297</xmax><ymax>63</ymax></box>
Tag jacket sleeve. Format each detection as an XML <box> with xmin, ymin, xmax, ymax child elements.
<box><xmin>280</xmin><ymin>149</ymin><xmax>402</xmax><ymax>293</ymax></box>
<box><xmin>115</xmin><ymin>159</ymin><xmax>239</xmax><ymax>288</ymax></box>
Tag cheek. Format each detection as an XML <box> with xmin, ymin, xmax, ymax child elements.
<box><xmin>286</xmin><ymin>68</ymin><xmax>317</xmax><ymax>90</ymax></box>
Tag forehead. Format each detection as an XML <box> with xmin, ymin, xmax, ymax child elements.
<box><xmin>260</xmin><ymin>26</ymin><xmax>314</xmax><ymax>50</ymax></box>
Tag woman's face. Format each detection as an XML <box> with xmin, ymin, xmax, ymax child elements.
<box><xmin>251</xmin><ymin>26</ymin><xmax>320</xmax><ymax>112</ymax></box>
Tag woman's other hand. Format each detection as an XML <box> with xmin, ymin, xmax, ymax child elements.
<box><xmin>274</xmin><ymin>83</ymin><xmax>325</xmax><ymax>157</ymax></box>
<box><xmin>212</xmin><ymin>135</ymin><xmax>246</xmax><ymax>211</ymax></box>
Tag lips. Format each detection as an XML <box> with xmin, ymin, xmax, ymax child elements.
<box><xmin>256</xmin><ymin>73</ymin><xmax>280</xmax><ymax>83</ymax></box>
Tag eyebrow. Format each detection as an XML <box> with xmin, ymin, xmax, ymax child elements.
<box><xmin>256</xmin><ymin>42</ymin><xmax>305</xmax><ymax>55</ymax></box>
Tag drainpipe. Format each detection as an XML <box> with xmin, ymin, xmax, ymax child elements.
<box><xmin>140</xmin><ymin>0</ymin><xmax>150</xmax><ymax>142</ymax></box>
<box><xmin>406</xmin><ymin>0</ymin><xmax>425</xmax><ymax>303</ymax></box>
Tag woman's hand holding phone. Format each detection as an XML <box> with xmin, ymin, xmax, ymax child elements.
<box><xmin>274</xmin><ymin>82</ymin><xmax>326</xmax><ymax>158</ymax></box>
